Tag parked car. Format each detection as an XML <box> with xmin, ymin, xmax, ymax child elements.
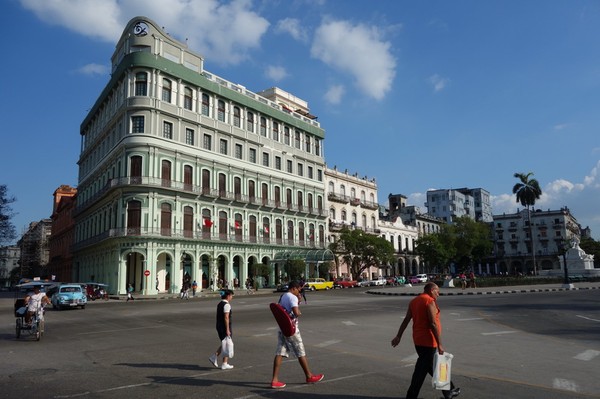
<box><xmin>357</xmin><ymin>279</ymin><xmax>371</xmax><ymax>287</ymax></box>
<box><xmin>305</xmin><ymin>278</ymin><xmax>333</xmax><ymax>291</ymax></box>
<box><xmin>334</xmin><ymin>278</ymin><xmax>358</xmax><ymax>288</ymax></box>
<box><xmin>408</xmin><ymin>276</ymin><xmax>420</xmax><ymax>284</ymax></box>
<box><xmin>50</xmin><ymin>284</ymin><xmax>87</xmax><ymax>310</ymax></box>
<box><xmin>416</xmin><ymin>274</ymin><xmax>428</xmax><ymax>283</ymax></box>
<box><xmin>275</xmin><ymin>283</ymin><xmax>289</xmax><ymax>292</ymax></box>
<box><xmin>369</xmin><ymin>277</ymin><xmax>386</xmax><ymax>286</ymax></box>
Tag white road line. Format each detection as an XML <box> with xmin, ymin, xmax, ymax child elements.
<box><xmin>252</xmin><ymin>333</ymin><xmax>271</xmax><ymax>337</ymax></box>
<box><xmin>574</xmin><ymin>349</ymin><xmax>600</xmax><ymax>361</ymax></box>
<box><xmin>576</xmin><ymin>314</ymin><xmax>600</xmax><ymax>322</ymax></box>
<box><xmin>402</xmin><ymin>354</ymin><xmax>419</xmax><ymax>362</ymax></box>
<box><xmin>315</xmin><ymin>339</ymin><xmax>341</xmax><ymax>348</ymax></box>
<box><xmin>481</xmin><ymin>330</ymin><xmax>517</xmax><ymax>336</ymax></box>
<box><xmin>342</xmin><ymin>321</ymin><xmax>357</xmax><ymax>326</ymax></box>
<box><xmin>457</xmin><ymin>318</ymin><xmax>483</xmax><ymax>321</ymax></box>
<box><xmin>553</xmin><ymin>378</ymin><xmax>579</xmax><ymax>392</ymax></box>
<box><xmin>77</xmin><ymin>325</ymin><xmax>166</xmax><ymax>335</ymax></box>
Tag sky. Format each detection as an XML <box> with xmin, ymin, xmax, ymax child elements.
<box><xmin>2</xmin><ymin>0</ymin><xmax>600</xmax><ymax>241</ymax></box>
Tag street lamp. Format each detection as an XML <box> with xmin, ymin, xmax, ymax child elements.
<box><xmin>561</xmin><ymin>239</ymin><xmax>574</xmax><ymax>289</ymax></box>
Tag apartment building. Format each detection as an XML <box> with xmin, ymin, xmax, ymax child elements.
<box><xmin>425</xmin><ymin>187</ymin><xmax>492</xmax><ymax>223</ymax></box>
<box><xmin>0</xmin><ymin>245</ymin><xmax>20</xmax><ymax>288</ymax></box>
<box><xmin>48</xmin><ymin>185</ymin><xmax>77</xmax><ymax>282</ymax></box>
<box><xmin>17</xmin><ymin>219</ymin><xmax>52</xmax><ymax>279</ymax></box>
<box><xmin>72</xmin><ymin>17</ymin><xmax>329</xmax><ymax>295</ymax></box>
<box><xmin>492</xmin><ymin>207</ymin><xmax>581</xmax><ymax>275</ymax></box>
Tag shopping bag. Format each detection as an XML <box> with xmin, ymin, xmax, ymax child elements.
<box><xmin>221</xmin><ymin>336</ymin><xmax>234</xmax><ymax>358</ymax></box>
<box><xmin>432</xmin><ymin>351</ymin><xmax>453</xmax><ymax>390</ymax></box>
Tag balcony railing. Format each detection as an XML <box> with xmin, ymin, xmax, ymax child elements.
<box><xmin>74</xmin><ymin>176</ymin><xmax>327</xmax><ymax>217</ymax></box>
<box><xmin>72</xmin><ymin>227</ymin><xmax>327</xmax><ymax>252</ymax></box>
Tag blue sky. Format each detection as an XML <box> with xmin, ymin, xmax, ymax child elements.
<box><xmin>2</xmin><ymin>0</ymin><xmax>600</xmax><ymax>241</ymax></box>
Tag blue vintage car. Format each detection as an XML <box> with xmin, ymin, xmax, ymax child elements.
<box><xmin>49</xmin><ymin>284</ymin><xmax>87</xmax><ymax>310</ymax></box>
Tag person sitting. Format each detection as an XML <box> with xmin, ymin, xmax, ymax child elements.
<box><xmin>24</xmin><ymin>286</ymin><xmax>51</xmax><ymax>325</ymax></box>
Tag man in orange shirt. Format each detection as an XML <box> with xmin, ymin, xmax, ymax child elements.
<box><xmin>391</xmin><ymin>282</ymin><xmax>460</xmax><ymax>399</ymax></box>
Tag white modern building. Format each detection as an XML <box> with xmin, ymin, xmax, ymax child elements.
<box><xmin>0</xmin><ymin>245</ymin><xmax>20</xmax><ymax>288</ymax></box>
<box><xmin>425</xmin><ymin>187</ymin><xmax>492</xmax><ymax>223</ymax></box>
<box><xmin>72</xmin><ymin>17</ymin><xmax>332</xmax><ymax>295</ymax></box>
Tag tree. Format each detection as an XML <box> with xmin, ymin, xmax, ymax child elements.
<box><xmin>329</xmin><ymin>228</ymin><xmax>396</xmax><ymax>279</ymax></box>
<box><xmin>579</xmin><ymin>236</ymin><xmax>600</xmax><ymax>268</ymax></box>
<box><xmin>414</xmin><ymin>233</ymin><xmax>454</xmax><ymax>272</ymax></box>
<box><xmin>512</xmin><ymin>172</ymin><xmax>543</xmax><ymax>274</ymax></box>
<box><xmin>0</xmin><ymin>185</ymin><xmax>17</xmax><ymax>245</ymax></box>
<box><xmin>284</xmin><ymin>258</ymin><xmax>305</xmax><ymax>281</ymax></box>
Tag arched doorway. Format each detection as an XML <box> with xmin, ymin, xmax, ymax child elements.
<box><xmin>125</xmin><ymin>251</ymin><xmax>145</xmax><ymax>292</ymax></box>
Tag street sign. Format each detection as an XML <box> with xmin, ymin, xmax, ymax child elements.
<box><xmin>144</xmin><ymin>270</ymin><xmax>150</xmax><ymax>277</ymax></box>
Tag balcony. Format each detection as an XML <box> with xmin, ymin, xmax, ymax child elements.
<box><xmin>328</xmin><ymin>192</ymin><xmax>349</xmax><ymax>204</ymax></box>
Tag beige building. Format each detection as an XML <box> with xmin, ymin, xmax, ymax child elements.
<box><xmin>73</xmin><ymin>17</ymin><xmax>331</xmax><ymax>295</ymax></box>
<box><xmin>0</xmin><ymin>245</ymin><xmax>21</xmax><ymax>287</ymax></box>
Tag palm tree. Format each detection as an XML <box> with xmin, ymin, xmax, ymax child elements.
<box><xmin>512</xmin><ymin>172</ymin><xmax>543</xmax><ymax>275</ymax></box>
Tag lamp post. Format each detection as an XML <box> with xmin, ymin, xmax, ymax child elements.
<box><xmin>561</xmin><ymin>239</ymin><xmax>574</xmax><ymax>289</ymax></box>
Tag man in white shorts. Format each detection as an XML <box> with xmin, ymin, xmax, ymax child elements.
<box><xmin>271</xmin><ymin>281</ymin><xmax>324</xmax><ymax>389</ymax></box>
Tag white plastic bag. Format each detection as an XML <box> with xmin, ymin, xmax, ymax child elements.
<box><xmin>432</xmin><ymin>351</ymin><xmax>453</xmax><ymax>390</ymax></box>
<box><xmin>221</xmin><ymin>336</ymin><xmax>234</xmax><ymax>358</ymax></box>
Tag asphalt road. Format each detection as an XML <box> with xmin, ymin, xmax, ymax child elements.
<box><xmin>1</xmin><ymin>287</ymin><xmax>599</xmax><ymax>399</ymax></box>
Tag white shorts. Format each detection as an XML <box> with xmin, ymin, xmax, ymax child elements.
<box><xmin>275</xmin><ymin>330</ymin><xmax>306</xmax><ymax>358</ymax></box>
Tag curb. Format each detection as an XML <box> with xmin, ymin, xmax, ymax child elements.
<box><xmin>367</xmin><ymin>285</ymin><xmax>600</xmax><ymax>296</ymax></box>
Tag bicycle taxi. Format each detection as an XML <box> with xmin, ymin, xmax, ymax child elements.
<box><xmin>14</xmin><ymin>281</ymin><xmax>54</xmax><ymax>341</ymax></box>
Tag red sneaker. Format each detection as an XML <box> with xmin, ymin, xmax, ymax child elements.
<box><xmin>271</xmin><ymin>381</ymin><xmax>286</xmax><ymax>389</ymax></box>
<box><xmin>306</xmin><ymin>374</ymin><xmax>324</xmax><ymax>383</ymax></box>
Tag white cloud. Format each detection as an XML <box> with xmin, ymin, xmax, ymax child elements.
<box><xmin>429</xmin><ymin>74</ymin><xmax>450</xmax><ymax>92</ymax></box>
<box><xmin>275</xmin><ymin>18</ymin><xmax>309</xmax><ymax>43</ymax></box>
<box><xmin>311</xmin><ymin>19</ymin><xmax>396</xmax><ymax>101</ymax></box>
<box><xmin>553</xmin><ymin>123</ymin><xmax>569</xmax><ymax>130</ymax></box>
<box><xmin>265</xmin><ymin>66</ymin><xmax>288</xmax><ymax>82</ymax></box>
<box><xmin>19</xmin><ymin>0</ymin><xmax>269</xmax><ymax>66</ymax></box>
<box><xmin>77</xmin><ymin>63</ymin><xmax>109</xmax><ymax>76</ymax></box>
<box><xmin>324</xmin><ymin>84</ymin><xmax>345</xmax><ymax>105</ymax></box>
<box><xmin>583</xmin><ymin>159</ymin><xmax>600</xmax><ymax>188</ymax></box>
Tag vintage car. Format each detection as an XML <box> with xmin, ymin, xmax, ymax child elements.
<box><xmin>50</xmin><ymin>284</ymin><xmax>87</xmax><ymax>310</ymax></box>
<box><xmin>334</xmin><ymin>278</ymin><xmax>358</xmax><ymax>288</ymax></box>
<box><xmin>305</xmin><ymin>278</ymin><xmax>333</xmax><ymax>291</ymax></box>
<box><xmin>369</xmin><ymin>277</ymin><xmax>386</xmax><ymax>286</ymax></box>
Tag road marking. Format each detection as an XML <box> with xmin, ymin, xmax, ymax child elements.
<box><xmin>553</xmin><ymin>378</ymin><xmax>578</xmax><ymax>392</ymax></box>
<box><xmin>252</xmin><ymin>333</ymin><xmax>271</xmax><ymax>337</ymax></box>
<box><xmin>457</xmin><ymin>318</ymin><xmax>483</xmax><ymax>321</ymax></box>
<box><xmin>315</xmin><ymin>339</ymin><xmax>341</xmax><ymax>348</ymax></box>
<box><xmin>77</xmin><ymin>325</ymin><xmax>166</xmax><ymax>335</ymax></box>
<box><xmin>574</xmin><ymin>349</ymin><xmax>600</xmax><ymax>361</ymax></box>
<box><xmin>481</xmin><ymin>330</ymin><xmax>517</xmax><ymax>336</ymax></box>
<box><xmin>342</xmin><ymin>321</ymin><xmax>356</xmax><ymax>326</ymax></box>
<box><xmin>576</xmin><ymin>314</ymin><xmax>600</xmax><ymax>322</ymax></box>
<box><xmin>402</xmin><ymin>354</ymin><xmax>419</xmax><ymax>362</ymax></box>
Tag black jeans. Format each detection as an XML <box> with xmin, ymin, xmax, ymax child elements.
<box><xmin>406</xmin><ymin>345</ymin><xmax>455</xmax><ymax>399</ymax></box>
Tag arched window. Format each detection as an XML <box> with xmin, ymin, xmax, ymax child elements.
<box><xmin>262</xmin><ymin>217</ymin><xmax>270</xmax><ymax>243</ymax></box>
<box><xmin>284</xmin><ymin>126</ymin><xmax>290</xmax><ymax>145</ymax></box>
<box><xmin>183</xmin><ymin>165</ymin><xmax>193</xmax><ymax>191</ymax></box>
<box><xmin>162</xmin><ymin>78</ymin><xmax>172</xmax><ymax>102</ymax></box>
<box><xmin>183</xmin><ymin>87</ymin><xmax>193</xmax><ymax>110</ymax></box>
<box><xmin>234</xmin><ymin>177</ymin><xmax>242</xmax><ymax>200</ymax></box>
<box><xmin>202</xmin><ymin>169</ymin><xmax>211</xmax><ymax>195</ymax></box>
<box><xmin>328</xmin><ymin>181</ymin><xmax>334</xmax><ymax>193</ymax></box>
<box><xmin>161</xmin><ymin>160</ymin><xmax>171</xmax><ymax>188</ymax></box>
<box><xmin>130</xmin><ymin>156</ymin><xmax>142</xmax><ymax>184</ymax></box>
<box><xmin>272</xmin><ymin>122</ymin><xmax>279</xmax><ymax>141</ymax></box>
<box><xmin>219</xmin><ymin>210</ymin><xmax>228</xmax><ymax>240</ymax></box>
<box><xmin>362</xmin><ymin>214</ymin><xmax>367</xmax><ymax>228</ymax></box>
<box><xmin>340</xmin><ymin>185</ymin><xmax>346</xmax><ymax>196</ymax></box>
<box><xmin>329</xmin><ymin>208</ymin><xmax>336</xmax><ymax>220</ymax></box>
<box><xmin>249</xmin><ymin>215</ymin><xmax>257</xmax><ymax>243</ymax></box>
<box><xmin>127</xmin><ymin>200</ymin><xmax>141</xmax><ymax>235</ymax></box>
<box><xmin>299</xmin><ymin>222</ymin><xmax>305</xmax><ymax>245</ymax></box>
<box><xmin>341</xmin><ymin>210</ymin><xmax>347</xmax><ymax>222</ymax></box>
<box><xmin>183</xmin><ymin>206</ymin><xmax>193</xmax><ymax>238</ymax></box>
<box><xmin>201</xmin><ymin>93</ymin><xmax>210</xmax><ymax>116</ymax></box>
<box><xmin>260</xmin><ymin>117</ymin><xmax>267</xmax><ymax>136</ymax></box>
<box><xmin>217</xmin><ymin>100</ymin><xmax>226</xmax><ymax>122</ymax></box>
<box><xmin>135</xmin><ymin>72</ymin><xmax>147</xmax><ymax>96</ymax></box>
<box><xmin>218</xmin><ymin>173</ymin><xmax>227</xmax><ymax>197</ymax></box>
<box><xmin>247</xmin><ymin>111</ymin><xmax>254</xmax><ymax>132</ymax></box>
<box><xmin>160</xmin><ymin>203</ymin><xmax>172</xmax><ymax>236</ymax></box>
<box><xmin>287</xmin><ymin>220</ymin><xmax>294</xmax><ymax>245</ymax></box>
<box><xmin>233</xmin><ymin>106</ymin><xmax>241</xmax><ymax>127</ymax></box>
<box><xmin>275</xmin><ymin>219</ymin><xmax>283</xmax><ymax>244</ymax></box>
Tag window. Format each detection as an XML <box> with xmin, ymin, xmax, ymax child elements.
<box><xmin>247</xmin><ymin>111</ymin><xmax>254</xmax><ymax>132</ymax></box>
<box><xmin>295</xmin><ymin>131</ymin><xmax>301</xmax><ymax>148</ymax></box>
<box><xmin>275</xmin><ymin>156</ymin><xmax>281</xmax><ymax>170</ymax></box>
<box><xmin>305</xmin><ymin>136</ymin><xmax>311</xmax><ymax>153</ymax></box>
<box><xmin>233</xmin><ymin>106</ymin><xmax>241</xmax><ymax>128</ymax></box>
<box><xmin>135</xmin><ymin>72</ymin><xmax>147</xmax><ymax>96</ymax></box>
<box><xmin>203</xmin><ymin>134</ymin><xmax>212</xmax><ymax>150</ymax></box>
<box><xmin>286</xmin><ymin>160</ymin><xmax>293</xmax><ymax>173</ymax></box>
<box><xmin>297</xmin><ymin>163</ymin><xmax>303</xmax><ymax>176</ymax></box>
<box><xmin>260</xmin><ymin>117</ymin><xmax>267</xmax><ymax>136</ymax></box>
<box><xmin>284</xmin><ymin>126</ymin><xmax>290</xmax><ymax>145</ymax></box>
<box><xmin>235</xmin><ymin>143</ymin><xmax>242</xmax><ymax>159</ymax></box>
<box><xmin>272</xmin><ymin>122</ymin><xmax>279</xmax><ymax>141</ymax></box>
<box><xmin>162</xmin><ymin>78</ymin><xmax>172</xmax><ymax>103</ymax></box>
<box><xmin>249</xmin><ymin>148</ymin><xmax>256</xmax><ymax>163</ymax></box>
<box><xmin>217</xmin><ymin>99</ymin><xmax>226</xmax><ymax>122</ymax></box>
<box><xmin>308</xmin><ymin>166</ymin><xmax>313</xmax><ymax>179</ymax></box>
<box><xmin>184</xmin><ymin>165</ymin><xmax>193</xmax><ymax>191</ymax></box>
<box><xmin>185</xmin><ymin>128</ymin><xmax>194</xmax><ymax>145</ymax></box>
<box><xmin>162</xmin><ymin>121</ymin><xmax>173</xmax><ymax>139</ymax></box>
<box><xmin>219</xmin><ymin>139</ymin><xmax>228</xmax><ymax>155</ymax></box>
<box><xmin>262</xmin><ymin>152</ymin><xmax>269</xmax><ymax>167</ymax></box>
<box><xmin>201</xmin><ymin>93</ymin><xmax>210</xmax><ymax>116</ymax></box>
<box><xmin>131</xmin><ymin>116</ymin><xmax>144</xmax><ymax>133</ymax></box>
<box><xmin>315</xmin><ymin>139</ymin><xmax>320</xmax><ymax>156</ymax></box>
<box><xmin>183</xmin><ymin>87</ymin><xmax>193</xmax><ymax>110</ymax></box>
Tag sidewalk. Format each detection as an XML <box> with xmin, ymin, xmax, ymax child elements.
<box><xmin>367</xmin><ymin>281</ymin><xmax>600</xmax><ymax>296</ymax></box>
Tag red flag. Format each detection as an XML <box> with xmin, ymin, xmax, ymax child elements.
<box><xmin>263</xmin><ymin>225</ymin><xmax>269</xmax><ymax>234</ymax></box>
<box><xmin>203</xmin><ymin>218</ymin><xmax>213</xmax><ymax>227</ymax></box>
<box><xmin>235</xmin><ymin>221</ymin><xmax>241</xmax><ymax>229</ymax></box>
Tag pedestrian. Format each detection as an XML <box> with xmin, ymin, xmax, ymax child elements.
<box><xmin>391</xmin><ymin>282</ymin><xmax>460</xmax><ymax>399</ymax></box>
<box><xmin>468</xmin><ymin>271</ymin><xmax>476</xmax><ymax>288</ymax></box>
<box><xmin>126</xmin><ymin>283</ymin><xmax>134</xmax><ymax>301</ymax></box>
<box><xmin>209</xmin><ymin>289</ymin><xmax>235</xmax><ymax>370</ymax></box>
<box><xmin>192</xmin><ymin>280</ymin><xmax>198</xmax><ymax>297</ymax></box>
<box><xmin>299</xmin><ymin>279</ymin><xmax>307</xmax><ymax>303</ymax></box>
<box><xmin>271</xmin><ymin>281</ymin><xmax>323</xmax><ymax>389</ymax></box>
<box><xmin>459</xmin><ymin>272</ymin><xmax>466</xmax><ymax>290</ymax></box>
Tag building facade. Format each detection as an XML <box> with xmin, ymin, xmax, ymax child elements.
<box><xmin>73</xmin><ymin>17</ymin><xmax>330</xmax><ymax>295</ymax></box>
<box><xmin>0</xmin><ymin>245</ymin><xmax>21</xmax><ymax>288</ymax></box>
<box><xmin>492</xmin><ymin>207</ymin><xmax>581</xmax><ymax>275</ymax></box>
<box><xmin>17</xmin><ymin>219</ymin><xmax>52</xmax><ymax>279</ymax></box>
<box><xmin>425</xmin><ymin>187</ymin><xmax>492</xmax><ymax>223</ymax></box>
<box><xmin>48</xmin><ymin>185</ymin><xmax>77</xmax><ymax>282</ymax></box>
